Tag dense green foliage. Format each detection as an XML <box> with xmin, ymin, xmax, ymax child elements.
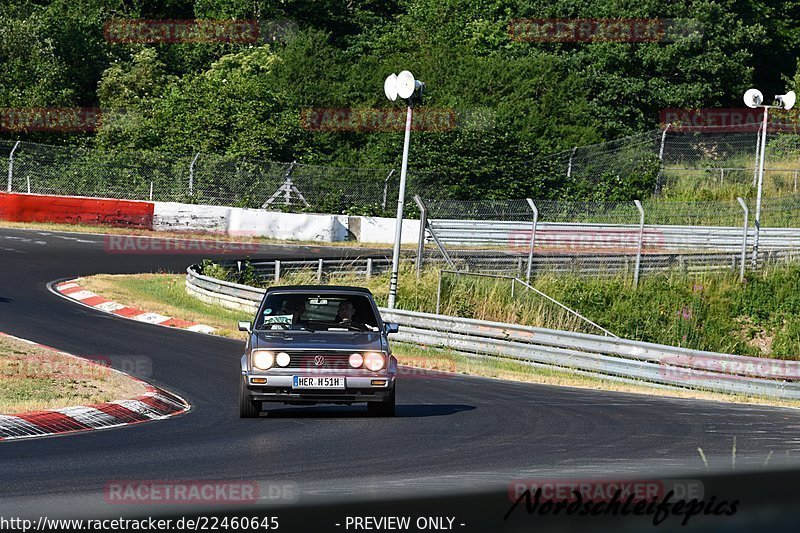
<box><xmin>2</xmin><ymin>0</ymin><xmax>800</xmax><ymax>200</ymax></box>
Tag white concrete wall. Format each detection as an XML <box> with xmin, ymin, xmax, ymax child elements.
<box><xmin>152</xmin><ymin>201</ymin><xmax>420</xmax><ymax>244</ymax></box>
<box><xmin>349</xmin><ymin>215</ymin><xmax>420</xmax><ymax>244</ymax></box>
<box><xmin>153</xmin><ymin>202</ymin><xmax>350</xmax><ymax>242</ymax></box>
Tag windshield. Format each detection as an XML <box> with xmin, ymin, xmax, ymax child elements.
<box><xmin>255</xmin><ymin>293</ymin><xmax>380</xmax><ymax>332</ymax></box>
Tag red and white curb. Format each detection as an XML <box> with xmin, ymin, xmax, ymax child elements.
<box><xmin>0</xmin><ymin>332</ymin><xmax>189</xmax><ymax>441</ymax></box>
<box><xmin>53</xmin><ymin>280</ymin><xmax>216</xmax><ymax>334</ymax></box>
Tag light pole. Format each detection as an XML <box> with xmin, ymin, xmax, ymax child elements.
<box><xmin>384</xmin><ymin>71</ymin><xmax>425</xmax><ymax>309</ymax></box>
<box><xmin>743</xmin><ymin>88</ymin><xmax>796</xmax><ymax>267</ymax></box>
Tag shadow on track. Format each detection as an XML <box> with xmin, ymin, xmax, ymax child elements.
<box><xmin>261</xmin><ymin>404</ymin><xmax>475</xmax><ymax>419</ymax></box>
<box><xmin>0</xmin><ymin>296</ymin><xmax>12</xmax><ymax>303</ymax></box>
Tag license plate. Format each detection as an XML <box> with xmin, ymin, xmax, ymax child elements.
<box><xmin>292</xmin><ymin>376</ymin><xmax>345</xmax><ymax>389</ymax></box>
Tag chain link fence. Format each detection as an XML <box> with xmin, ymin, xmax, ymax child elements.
<box><xmin>0</xmin><ymin>140</ymin><xmax>410</xmax><ymax>215</ymax></box>
<box><xmin>545</xmin><ymin>124</ymin><xmax>800</xmax><ymax>199</ymax></box>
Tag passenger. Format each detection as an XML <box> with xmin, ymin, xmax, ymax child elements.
<box><xmin>283</xmin><ymin>298</ymin><xmax>306</xmax><ymax>324</ymax></box>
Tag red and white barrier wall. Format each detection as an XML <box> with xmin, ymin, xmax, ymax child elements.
<box><xmin>0</xmin><ymin>192</ymin><xmax>154</xmax><ymax>228</ymax></box>
<box><xmin>0</xmin><ymin>192</ymin><xmax>420</xmax><ymax>244</ymax></box>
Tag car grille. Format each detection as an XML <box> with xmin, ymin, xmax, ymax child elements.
<box><xmin>284</xmin><ymin>352</ymin><xmax>354</xmax><ymax>370</ymax></box>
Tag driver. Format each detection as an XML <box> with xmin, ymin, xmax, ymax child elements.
<box><xmin>337</xmin><ymin>300</ymin><xmax>356</xmax><ymax>324</ymax></box>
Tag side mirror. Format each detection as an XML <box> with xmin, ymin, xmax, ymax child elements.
<box><xmin>238</xmin><ymin>321</ymin><xmax>252</xmax><ymax>333</ymax></box>
<box><xmin>384</xmin><ymin>322</ymin><xmax>399</xmax><ymax>334</ymax></box>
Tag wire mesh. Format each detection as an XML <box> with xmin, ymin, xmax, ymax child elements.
<box><xmin>1</xmin><ymin>140</ymin><xmax>397</xmax><ymax>214</ymax></box>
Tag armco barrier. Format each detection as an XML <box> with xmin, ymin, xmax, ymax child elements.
<box><xmin>0</xmin><ymin>192</ymin><xmax>154</xmax><ymax>228</ymax></box>
<box><xmin>185</xmin><ymin>263</ymin><xmax>800</xmax><ymax>399</ymax></box>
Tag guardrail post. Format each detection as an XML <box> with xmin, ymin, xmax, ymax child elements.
<box><xmin>7</xmin><ymin>140</ymin><xmax>20</xmax><ymax>192</ymax></box>
<box><xmin>633</xmin><ymin>200</ymin><xmax>645</xmax><ymax>288</ymax></box>
<box><xmin>736</xmin><ymin>197</ymin><xmax>749</xmax><ymax>282</ymax></box>
<box><xmin>414</xmin><ymin>194</ymin><xmax>428</xmax><ymax>278</ymax></box>
<box><xmin>188</xmin><ymin>152</ymin><xmax>200</xmax><ymax>196</ymax></box>
<box><xmin>317</xmin><ymin>259</ymin><xmax>323</xmax><ymax>283</ymax></box>
<box><xmin>366</xmin><ymin>257</ymin><xmax>372</xmax><ymax>280</ymax></box>
<box><xmin>525</xmin><ymin>198</ymin><xmax>538</xmax><ymax>282</ymax></box>
<box><xmin>274</xmin><ymin>260</ymin><xmax>281</xmax><ymax>283</ymax></box>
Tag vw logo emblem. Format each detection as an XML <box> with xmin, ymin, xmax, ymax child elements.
<box><xmin>314</xmin><ymin>355</ymin><xmax>325</xmax><ymax>366</ymax></box>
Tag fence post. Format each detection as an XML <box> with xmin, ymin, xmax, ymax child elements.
<box><xmin>382</xmin><ymin>169</ymin><xmax>395</xmax><ymax>210</ymax></box>
<box><xmin>566</xmin><ymin>146</ymin><xmax>577</xmax><ymax>178</ymax></box>
<box><xmin>366</xmin><ymin>257</ymin><xmax>372</xmax><ymax>280</ymax></box>
<box><xmin>633</xmin><ymin>200</ymin><xmax>645</xmax><ymax>288</ymax></box>
<box><xmin>317</xmin><ymin>258</ymin><xmax>323</xmax><ymax>283</ymax></box>
<box><xmin>655</xmin><ymin>125</ymin><xmax>669</xmax><ymax>194</ymax></box>
<box><xmin>414</xmin><ymin>194</ymin><xmax>428</xmax><ymax>278</ymax></box>
<box><xmin>794</xmin><ymin>170</ymin><xmax>798</xmax><ymax>193</ymax></box>
<box><xmin>188</xmin><ymin>152</ymin><xmax>200</xmax><ymax>196</ymax></box>
<box><xmin>753</xmin><ymin>125</ymin><xmax>761</xmax><ymax>188</ymax></box>
<box><xmin>525</xmin><ymin>198</ymin><xmax>538</xmax><ymax>282</ymax></box>
<box><xmin>7</xmin><ymin>140</ymin><xmax>20</xmax><ymax>192</ymax></box>
<box><xmin>435</xmin><ymin>270</ymin><xmax>442</xmax><ymax>314</ymax></box>
<box><xmin>26</xmin><ymin>176</ymin><xmax>30</xmax><ymax>194</ymax></box>
<box><xmin>737</xmin><ymin>197</ymin><xmax>749</xmax><ymax>282</ymax></box>
<box><xmin>149</xmin><ymin>181</ymin><xmax>154</xmax><ymax>201</ymax></box>
<box><xmin>274</xmin><ymin>260</ymin><xmax>281</xmax><ymax>283</ymax></box>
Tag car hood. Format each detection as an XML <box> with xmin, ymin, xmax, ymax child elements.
<box><xmin>251</xmin><ymin>331</ymin><xmax>385</xmax><ymax>351</ymax></box>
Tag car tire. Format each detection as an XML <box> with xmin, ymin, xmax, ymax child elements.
<box><xmin>368</xmin><ymin>385</ymin><xmax>396</xmax><ymax>417</ymax></box>
<box><xmin>239</xmin><ymin>378</ymin><xmax>261</xmax><ymax>418</ymax></box>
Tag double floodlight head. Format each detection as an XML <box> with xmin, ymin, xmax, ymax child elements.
<box><xmin>744</xmin><ymin>88</ymin><xmax>796</xmax><ymax>110</ymax></box>
<box><xmin>384</xmin><ymin>70</ymin><xmax>425</xmax><ymax>103</ymax></box>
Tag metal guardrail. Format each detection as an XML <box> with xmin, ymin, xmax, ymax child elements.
<box><xmin>186</xmin><ymin>263</ymin><xmax>800</xmax><ymax>400</ymax></box>
<box><xmin>427</xmin><ymin>220</ymin><xmax>800</xmax><ymax>252</ymax></box>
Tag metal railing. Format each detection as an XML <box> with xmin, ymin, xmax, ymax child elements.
<box><xmin>186</xmin><ymin>263</ymin><xmax>800</xmax><ymax>400</ymax></box>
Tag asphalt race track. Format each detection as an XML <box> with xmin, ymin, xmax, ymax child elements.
<box><xmin>1</xmin><ymin>227</ymin><xmax>800</xmax><ymax>529</ymax></box>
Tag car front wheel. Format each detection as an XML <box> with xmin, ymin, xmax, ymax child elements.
<box><xmin>368</xmin><ymin>385</ymin><xmax>396</xmax><ymax>417</ymax></box>
<box><xmin>239</xmin><ymin>377</ymin><xmax>262</xmax><ymax>418</ymax></box>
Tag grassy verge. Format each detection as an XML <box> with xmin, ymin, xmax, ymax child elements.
<box><xmin>73</xmin><ymin>273</ymin><xmax>800</xmax><ymax>408</ymax></box>
<box><xmin>210</xmin><ymin>261</ymin><xmax>800</xmax><ymax>360</ymax></box>
<box><xmin>77</xmin><ymin>274</ymin><xmax>253</xmax><ymax>338</ymax></box>
<box><xmin>0</xmin><ymin>334</ymin><xmax>146</xmax><ymax>414</ymax></box>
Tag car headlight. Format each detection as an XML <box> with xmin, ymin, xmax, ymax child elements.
<box><xmin>364</xmin><ymin>352</ymin><xmax>384</xmax><ymax>371</ymax></box>
<box><xmin>276</xmin><ymin>352</ymin><xmax>291</xmax><ymax>367</ymax></box>
<box><xmin>349</xmin><ymin>353</ymin><xmax>364</xmax><ymax>368</ymax></box>
<box><xmin>253</xmin><ymin>350</ymin><xmax>274</xmax><ymax>370</ymax></box>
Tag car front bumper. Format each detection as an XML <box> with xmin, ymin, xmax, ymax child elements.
<box><xmin>243</xmin><ymin>373</ymin><xmax>395</xmax><ymax>404</ymax></box>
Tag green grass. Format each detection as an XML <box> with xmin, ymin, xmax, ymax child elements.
<box><xmin>78</xmin><ymin>274</ymin><xmax>252</xmax><ymax>337</ymax></box>
<box><xmin>0</xmin><ymin>334</ymin><xmax>146</xmax><ymax>414</ymax></box>
<box><xmin>212</xmin><ymin>260</ymin><xmax>800</xmax><ymax>360</ymax></box>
